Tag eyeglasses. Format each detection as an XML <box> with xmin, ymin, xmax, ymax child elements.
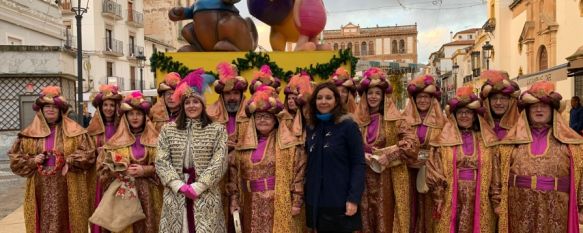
<box><xmin>456</xmin><ymin>110</ymin><xmax>474</xmax><ymax>116</ymax></box>
<box><xmin>254</xmin><ymin>113</ymin><xmax>274</xmax><ymax>121</ymax></box>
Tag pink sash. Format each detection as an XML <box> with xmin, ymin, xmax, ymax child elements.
<box><xmin>450</xmin><ymin>146</ymin><xmax>482</xmax><ymax>233</ymax></box>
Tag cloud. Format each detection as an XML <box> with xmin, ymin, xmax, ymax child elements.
<box><xmin>418</xmin><ymin>27</ymin><xmax>451</xmax><ymax>63</ymax></box>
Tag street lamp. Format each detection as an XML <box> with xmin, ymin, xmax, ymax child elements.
<box><xmin>136</xmin><ymin>47</ymin><xmax>146</xmax><ymax>92</ymax></box>
<box><xmin>72</xmin><ymin>0</ymin><xmax>89</xmax><ymax>124</ymax></box>
<box><xmin>482</xmin><ymin>41</ymin><xmax>493</xmax><ymax>70</ymax></box>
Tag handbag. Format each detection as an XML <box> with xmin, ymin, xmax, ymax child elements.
<box><xmin>89</xmin><ymin>176</ymin><xmax>145</xmax><ymax>232</ymax></box>
<box><xmin>233</xmin><ymin>210</ymin><xmax>242</xmax><ymax>233</ymax></box>
<box><xmin>369</xmin><ymin>147</ymin><xmax>403</xmax><ymax>173</ymax></box>
<box><xmin>416</xmin><ymin>149</ymin><xmax>430</xmax><ymax>193</ymax></box>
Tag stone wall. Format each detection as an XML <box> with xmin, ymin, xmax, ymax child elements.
<box><xmin>0</xmin><ymin>46</ymin><xmax>76</xmax><ymax>75</ymax></box>
<box><xmin>0</xmin><ymin>131</ymin><xmax>17</xmax><ymax>161</ymax></box>
<box><xmin>143</xmin><ymin>0</ymin><xmax>188</xmax><ymax>50</ymax></box>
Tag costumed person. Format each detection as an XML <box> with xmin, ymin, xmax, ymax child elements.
<box><xmin>330</xmin><ymin>67</ymin><xmax>358</xmax><ymax>113</ymax></box>
<box><xmin>249</xmin><ymin>65</ymin><xmax>282</xmax><ymax>95</ymax></box>
<box><xmin>150</xmin><ymin>72</ymin><xmax>182</xmax><ymax>132</ymax></box>
<box><xmin>304</xmin><ymin>82</ymin><xmax>366</xmax><ymax>233</ymax></box>
<box><xmin>479</xmin><ymin>70</ymin><xmax>521</xmax><ymax>140</ymax></box>
<box><xmin>9</xmin><ymin>86</ymin><xmax>95</xmax><ymax>233</ymax></box>
<box><xmin>402</xmin><ymin>74</ymin><xmax>446</xmax><ymax>233</ymax></box>
<box><xmin>282</xmin><ymin>71</ymin><xmax>313</xmax><ymax>141</ymax></box>
<box><xmin>570</xmin><ymin>96</ymin><xmax>583</xmax><ymax>135</ymax></box>
<box><xmin>206</xmin><ymin>61</ymin><xmax>248</xmax><ymax>233</ymax></box>
<box><xmin>86</xmin><ymin>84</ymin><xmax>123</xmax><ymax>233</ymax></box>
<box><xmin>353</xmin><ymin>67</ymin><xmax>419</xmax><ymax>233</ymax></box>
<box><xmin>227</xmin><ymin>85</ymin><xmax>306</xmax><ymax>233</ymax></box>
<box><xmin>207</xmin><ymin>62</ymin><xmax>249</xmax><ymax>151</ymax></box>
<box><xmin>426</xmin><ymin>86</ymin><xmax>500</xmax><ymax>233</ymax></box>
<box><xmin>96</xmin><ymin>91</ymin><xmax>162</xmax><ymax>232</ymax></box>
<box><xmin>496</xmin><ymin>81</ymin><xmax>583</xmax><ymax>233</ymax></box>
<box><xmin>156</xmin><ymin>69</ymin><xmax>228</xmax><ymax>233</ymax></box>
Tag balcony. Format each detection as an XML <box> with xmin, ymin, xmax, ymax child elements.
<box><xmin>62</xmin><ymin>29</ymin><xmax>76</xmax><ymax>49</ymax></box>
<box><xmin>59</xmin><ymin>0</ymin><xmax>74</xmax><ymax>15</ymax></box>
<box><xmin>126</xmin><ymin>10</ymin><xmax>144</xmax><ymax>28</ymax></box>
<box><xmin>127</xmin><ymin>45</ymin><xmax>144</xmax><ymax>60</ymax></box>
<box><xmin>102</xmin><ymin>0</ymin><xmax>123</xmax><ymax>20</ymax></box>
<box><xmin>103</xmin><ymin>38</ymin><xmax>124</xmax><ymax>57</ymax></box>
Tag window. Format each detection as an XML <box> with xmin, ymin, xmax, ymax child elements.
<box><xmin>130</xmin><ymin>66</ymin><xmax>136</xmax><ymax>90</ymax></box>
<box><xmin>106</xmin><ymin>62</ymin><xmax>114</xmax><ymax>77</ymax></box>
<box><xmin>392</xmin><ymin>40</ymin><xmax>398</xmax><ymax>54</ymax></box>
<box><xmin>7</xmin><ymin>36</ymin><xmax>22</xmax><ymax>45</ymax></box>
<box><xmin>105</xmin><ymin>29</ymin><xmax>113</xmax><ymax>50</ymax></box>
<box><xmin>469</xmin><ymin>35</ymin><xmax>473</xmax><ymax>39</ymax></box>
<box><xmin>575</xmin><ymin>75</ymin><xmax>583</xmax><ymax>98</ymax></box>
<box><xmin>333</xmin><ymin>43</ymin><xmax>338</xmax><ymax>50</ymax></box>
<box><xmin>128</xmin><ymin>1</ymin><xmax>134</xmax><ymax>20</ymax></box>
<box><xmin>399</xmin><ymin>39</ymin><xmax>406</xmax><ymax>54</ymax></box>
<box><xmin>458</xmin><ymin>35</ymin><xmax>462</xmax><ymax>39</ymax></box>
<box><xmin>152</xmin><ymin>44</ymin><xmax>157</xmax><ymax>54</ymax></box>
<box><xmin>347</xmin><ymin>42</ymin><xmax>352</xmax><ymax>51</ymax></box>
<box><xmin>369</xmin><ymin>41</ymin><xmax>374</xmax><ymax>55</ymax></box>
<box><xmin>538</xmin><ymin>45</ymin><xmax>548</xmax><ymax>71</ymax></box>
<box><xmin>354</xmin><ymin>42</ymin><xmax>360</xmax><ymax>56</ymax></box>
<box><xmin>129</xmin><ymin>35</ymin><xmax>135</xmax><ymax>56</ymax></box>
<box><xmin>361</xmin><ymin>42</ymin><xmax>367</xmax><ymax>56</ymax></box>
<box><xmin>340</xmin><ymin>43</ymin><xmax>345</xmax><ymax>50</ymax></box>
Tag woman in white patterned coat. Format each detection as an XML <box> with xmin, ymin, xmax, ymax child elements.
<box><xmin>156</xmin><ymin>69</ymin><xmax>228</xmax><ymax>233</ymax></box>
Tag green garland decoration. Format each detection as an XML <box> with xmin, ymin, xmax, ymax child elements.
<box><xmin>150</xmin><ymin>49</ymin><xmax>359</xmax><ymax>82</ymax></box>
<box><xmin>388</xmin><ymin>74</ymin><xmax>406</xmax><ymax>109</ymax></box>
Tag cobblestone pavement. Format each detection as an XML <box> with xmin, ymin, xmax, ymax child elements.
<box><xmin>0</xmin><ymin>160</ymin><xmax>25</xmax><ymax>220</ymax></box>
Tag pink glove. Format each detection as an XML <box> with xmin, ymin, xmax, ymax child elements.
<box><xmin>179</xmin><ymin>184</ymin><xmax>198</xmax><ymax>200</ymax></box>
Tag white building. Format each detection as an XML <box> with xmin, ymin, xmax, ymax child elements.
<box><xmin>427</xmin><ymin>29</ymin><xmax>479</xmax><ymax>103</ymax></box>
<box><xmin>59</xmin><ymin>0</ymin><xmax>148</xmax><ymax>107</ymax></box>
<box><xmin>0</xmin><ymin>0</ymin><xmax>78</xmax><ymax>159</ymax></box>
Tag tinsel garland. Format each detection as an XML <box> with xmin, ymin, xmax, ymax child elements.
<box><xmin>150</xmin><ymin>49</ymin><xmax>358</xmax><ymax>82</ymax></box>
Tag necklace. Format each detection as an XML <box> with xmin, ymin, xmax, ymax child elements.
<box><xmin>36</xmin><ymin>150</ymin><xmax>65</xmax><ymax>176</ymax></box>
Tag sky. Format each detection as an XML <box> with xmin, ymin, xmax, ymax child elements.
<box><xmin>233</xmin><ymin>0</ymin><xmax>487</xmax><ymax>64</ymax></box>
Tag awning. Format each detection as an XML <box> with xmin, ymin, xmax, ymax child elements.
<box><xmin>567</xmin><ymin>45</ymin><xmax>583</xmax><ymax>76</ymax></box>
<box><xmin>513</xmin><ymin>63</ymin><xmax>568</xmax><ymax>87</ymax></box>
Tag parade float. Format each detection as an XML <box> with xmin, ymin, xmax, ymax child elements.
<box><xmin>150</xmin><ymin>0</ymin><xmax>356</xmax><ymax>102</ymax></box>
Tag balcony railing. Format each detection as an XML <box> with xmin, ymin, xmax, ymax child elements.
<box><xmin>59</xmin><ymin>0</ymin><xmax>73</xmax><ymax>15</ymax></box>
<box><xmin>102</xmin><ymin>0</ymin><xmax>123</xmax><ymax>19</ymax></box>
<box><xmin>127</xmin><ymin>45</ymin><xmax>144</xmax><ymax>59</ymax></box>
<box><xmin>104</xmin><ymin>38</ymin><xmax>124</xmax><ymax>57</ymax></box>
<box><xmin>62</xmin><ymin>29</ymin><xmax>76</xmax><ymax>49</ymax></box>
<box><xmin>126</xmin><ymin>10</ymin><xmax>144</xmax><ymax>27</ymax></box>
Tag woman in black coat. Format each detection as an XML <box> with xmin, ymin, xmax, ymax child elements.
<box><xmin>304</xmin><ymin>82</ymin><xmax>366</xmax><ymax>233</ymax></box>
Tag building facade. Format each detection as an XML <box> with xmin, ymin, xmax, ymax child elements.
<box><xmin>143</xmin><ymin>0</ymin><xmax>188</xmax><ymax>52</ymax></box>
<box><xmin>487</xmin><ymin>0</ymin><xmax>583</xmax><ymax>99</ymax></box>
<box><xmin>59</xmin><ymin>0</ymin><xmax>147</xmax><ymax>101</ymax></box>
<box><xmin>0</xmin><ymin>0</ymin><xmax>78</xmax><ymax>159</ymax></box>
<box><xmin>426</xmin><ymin>29</ymin><xmax>480</xmax><ymax>104</ymax></box>
<box><xmin>322</xmin><ymin>23</ymin><xmax>418</xmax><ymax>64</ymax></box>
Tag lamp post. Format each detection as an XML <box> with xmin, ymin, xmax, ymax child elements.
<box><xmin>136</xmin><ymin>47</ymin><xmax>146</xmax><ymax>92</ymax></box>
<box><xmin>482</xmin><ymin>41</ymin><xmax>493</xmax><ymax>70</ymax></box>
<box><xmin>72</xmin><ymin>0</ymin><xmax>89</xmax><ymax>124</ymax></box>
